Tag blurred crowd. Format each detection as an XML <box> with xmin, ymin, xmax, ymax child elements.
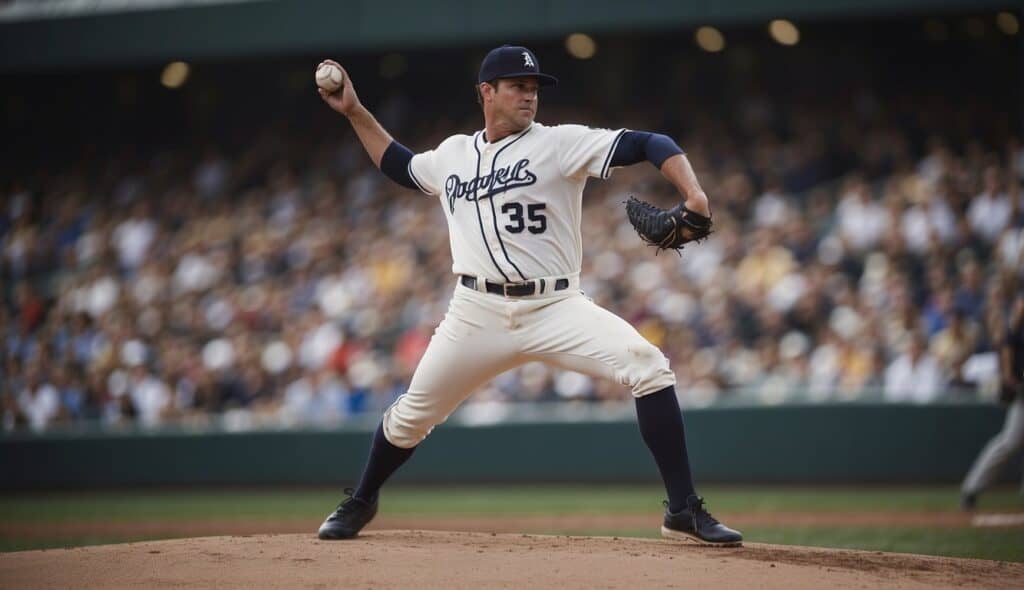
<box><xmin>2</xmin><ymin>86</ymin><xmax>1022</xmax><ymax>432</ymax></box>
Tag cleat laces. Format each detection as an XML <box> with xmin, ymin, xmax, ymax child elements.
<box><xmin>331</xmin><ymin>488</ymin><xmax>365</xmax><ymax>517</ymax></box>
<box><xmin>689</xmin><ymin>496</ymin><xmax>721</xmax><ymax>529</ymax></box>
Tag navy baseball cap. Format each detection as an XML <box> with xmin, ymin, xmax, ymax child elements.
<box><xmin>478</xmin><ymin>45</ymin><xmax>558</xmax><ymax>87</ymax></box>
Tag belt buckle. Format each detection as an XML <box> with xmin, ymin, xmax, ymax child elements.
<box><xmin>504</xmin><ymin>281</ymin><xmax>534</xmax><ymax>296</ymax></box>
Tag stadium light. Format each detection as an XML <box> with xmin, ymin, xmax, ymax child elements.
<box><xmin>565</xmin><ymin>33</ymin><xmax>597</xmax><ymax>59</ymax></box>
<box><xmin>160</xmin><ymin>61</ymin><xmax>189</xmax><ymax>89</ymax></box>
<box><xmin>997</xmin><ymin>12</ymin><xmax>1019</xmax><ymax>35</ymax></box>
<box><xmin>695</xmin><ymin>26</ymin><xmax>726</xmax><ymax>53</ymax></box>
<box><xmin>769</xmin><ymin>19</ymin><xmax>799</xmax><ymax>46</ymax></box>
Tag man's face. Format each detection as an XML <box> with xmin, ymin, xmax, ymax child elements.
<box><xmin>482</xmin><ymin>77</ymin><xmax>539</xmax><ymax>130</ymax></box>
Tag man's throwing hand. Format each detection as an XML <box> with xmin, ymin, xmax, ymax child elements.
<box><xmin>316</xmin><ymin>59</ymin><xmax>359</xmax><ymax>116</ymax></box>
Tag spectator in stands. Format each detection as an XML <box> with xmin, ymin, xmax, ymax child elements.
<box><xmin>968</xmin><ymin>166</ymin><xmax>1013</xmax><ymax>243</ymax></box>
<box><xmin>930</xmin><ymin>309</ymin><xmax>980</xmax><ymax>389</ymax></box>
<box><xmin>883</xmin><ymin>332</ymin><xmax>946</xmax><ymax>403</ymax></box>
<box><xmin>836</xmin><ymin>176</ymin><xmax>889</xmax><ymax>253</ymax></box>
<box><xmin>16</xmin><ymin>366</ymin><xmax>62</xmax><ymax>431</ymax></box>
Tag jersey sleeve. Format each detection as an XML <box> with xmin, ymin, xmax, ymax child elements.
<box><xmin>556</xmin><ymin>124</ymin><xmax>628</xmax><ymax>180</ymax></box>
<box><xmin>408</xmin><ymin>149</ymin><xmax>440</xmax><ymax>196</ymax></box>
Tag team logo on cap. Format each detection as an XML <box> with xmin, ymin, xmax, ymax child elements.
<box><xmin>522</xmin><ymin>51</ymin><xmax>535</xmax><ymax>68</ymax></box>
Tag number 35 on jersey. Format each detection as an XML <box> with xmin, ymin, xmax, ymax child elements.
<box><xmin>408</xmin><ymin>122</ymin><xmax>626</xmax><ymax>283</ymax></box>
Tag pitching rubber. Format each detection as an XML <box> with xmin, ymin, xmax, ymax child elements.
<box><xmin>660</xmin><ymin>525</ymin><xmax>743</xmax><ymax>547</ymax></box>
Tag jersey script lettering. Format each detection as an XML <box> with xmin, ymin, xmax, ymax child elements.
<box><xmin>444</xmin><ymin>158</ymin><xmax>537</xmax><ymax>213</ymax></box>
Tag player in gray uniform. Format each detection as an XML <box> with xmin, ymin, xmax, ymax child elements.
<box><xmin>314</xmin><ymin>45</ymin><xmax>742</xmax><ymax>546</ymax></box>
<box><xmin>961</xmin><ymin>294</ymin><xmax>1024</xmax><ymax>509</ymax></box>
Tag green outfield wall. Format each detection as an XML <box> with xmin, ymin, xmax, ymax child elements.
<box><xmin>1</xmin><ymin>404</ymin><xmax>1019</xmax><ymax>489</ymax></box>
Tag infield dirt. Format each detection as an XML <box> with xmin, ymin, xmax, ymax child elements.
<box><xmin>2</xmin><ymin>530</ymin><xmax>1022</xmax><ymax>589</ymax></box>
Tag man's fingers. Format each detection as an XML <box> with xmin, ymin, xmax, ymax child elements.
<box><xmin>316</xmin><ymin>59</ymin><xmax>342</xmax><ymax>70</ymax></box>
<box><xmin>315</xmin><ymin>59</ymin><xmax>342</xmax><ymax>72</ymax></box>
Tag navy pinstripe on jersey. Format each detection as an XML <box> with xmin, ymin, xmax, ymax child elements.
<box><xmin>470</xmin><ymin>132</ymin><xmax>513</xmax><ymax>282</ymax></box>
<box><xmin>482</xmin><ymin>128</ymin><xmax>532</xmax><ymax>281</ymax></box>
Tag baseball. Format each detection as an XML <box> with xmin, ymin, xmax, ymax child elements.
<box><xmin>316</xmin><ymin>63</ymin><xmax>344</xmax><ymax>93</ymax></box>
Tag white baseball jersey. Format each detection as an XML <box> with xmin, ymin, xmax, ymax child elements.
<box><xmin>380</xmin><ymin>120</ymin><xmax>676</xmax><ymax>449</ymax></box>
<box><xmin>407</xmin><ymin>122</ymin><xmax>626</xmax><ymax>282</ymax></box>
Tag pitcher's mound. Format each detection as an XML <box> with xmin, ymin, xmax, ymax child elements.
<box><xmin>1</xmin><ymin>530</ymin><xmax>1020</xmax><ymax>589</ymax></box>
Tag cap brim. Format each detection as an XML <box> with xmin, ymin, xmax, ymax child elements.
<box><xmin>494</xmin><ymin>72</ymin><xmax>559</xmax><ymax>86</ymax></box>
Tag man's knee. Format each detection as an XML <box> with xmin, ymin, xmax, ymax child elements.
<box><xmin>995</xmin><ymin>431</ymin><xmax>1024</xmax><ymax>455</ymax></box>
<box><xmin>628</xmin><ymin>344</ymin><xmax>676</xmax><ymax>398</ymax></box>
<box><xmin>381</xmin><ymin>395</ymin><xmax>441</xmax><ymax>449</ymax></box>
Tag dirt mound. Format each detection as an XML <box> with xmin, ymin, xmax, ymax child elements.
<box><xmin>2</xmin><ymin>531</ymin><xmax>1021</xmax><ymax>589</ymax></box>
<box><xmin>4</xmin><ymin>509</ymin><xmax>1012</xmax><ymax>541</ymax></box>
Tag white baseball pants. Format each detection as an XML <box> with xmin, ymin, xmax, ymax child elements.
<box><xmin>962</xmin><ymin>396</ymin><xmax>1024</xmax><ymax>496</ymax></box>
<box><xmin>381</xmin><ymin>277</ymin><xmax>676</xmax><ymax>448</ymax></box>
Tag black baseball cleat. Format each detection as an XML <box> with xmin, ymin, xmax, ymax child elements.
<box><xmin>318</xmin><ymin>488</ymin><xmax>379</xmax><ymax>540</ymax></box>
<box><xmin>661</xmin><ymin>494</ymin><xmax>743</xmax><ymax>547</ymax></box>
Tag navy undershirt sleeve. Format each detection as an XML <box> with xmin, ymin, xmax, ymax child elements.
<box><xmin>380</xmin><ymin>141</ymin><xmax>417</xmax><ymax>190</ymax></box>
<box><xmin>609</xmin><ymin>131</ymin><xmax>684</xmax><ymax>169</ymax></box>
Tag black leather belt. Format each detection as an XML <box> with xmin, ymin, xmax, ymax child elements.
<box><xmin>460</xmin><ymin>275</ymin><xmax>570</xmax><ymax>296</ymax></box>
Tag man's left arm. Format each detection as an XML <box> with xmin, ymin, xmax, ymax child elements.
<box><xmin>610</xmin><ymin>131</ymin><xmax>709</xmax><ymax>216</ymax></box>
<box><xmin>658</xmin><ymin>153</ymin><xmax>710</xmax><ymax>218</ymax></box>
<box><xmin>613</xmin><ymin>132</ymin><xmax>713</xmax><ymax>246</ymax></box>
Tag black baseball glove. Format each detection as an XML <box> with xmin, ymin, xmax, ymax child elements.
<box><xmin>625</xmin><ymin>196</ymin><xmax>712</xmax><ymax>253</ymax></box>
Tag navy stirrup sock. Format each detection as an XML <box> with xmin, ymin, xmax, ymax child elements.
<box><xmin>635</xmin><ymin>385</ymin><xmax>697</xmax><ymax>513</ymax></box>
<box><xmin>353</xmin><ymin>423</ymin><xmax>416</xmax><ymax>502</ymax></box>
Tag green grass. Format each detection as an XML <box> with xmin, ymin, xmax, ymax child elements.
<box><xmin>0</xmin><ymin>536</ymin><xmax>164</xmax><ymax>553</ymax></box>
<box><xmin>2</xmin><ymin>485</ymin><xmax>1022</xmax><ymax>560</ymax></box>
<box><xmin>695</xmin><ymin>486</ymin><xmax>1023</xmax><ymax>512</ymax></box>
<box><xmin>2</xmin><ymin>485</ymin><xmax>1020</xmax><ymax>522</ymax></box>
<box><xmin>0</xmin><ymin>488</ymin><xmax>340</xmax><ymax>523</ymax></box>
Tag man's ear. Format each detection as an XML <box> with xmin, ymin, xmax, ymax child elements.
<box><xmin>480</xmin><ymin>82</ymin><xmax>495</xmax><ymax>102</ymax></box>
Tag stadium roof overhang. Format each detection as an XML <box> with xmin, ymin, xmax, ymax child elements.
<box><xmin>0</xmin><ymin>0</ymin><xmax>1011</xmax><ymax>71</ymax></box>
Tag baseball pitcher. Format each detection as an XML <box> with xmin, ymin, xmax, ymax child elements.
<box><xmin>315</xmin><ymin>45</ymin><xmax>740</xmax><ymax>546</ymax></box>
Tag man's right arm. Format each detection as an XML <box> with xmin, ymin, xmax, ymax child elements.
<box><xmin>317</xmin><ymin>59</ymin><xmax>416</xmax><ymax>190</ymax></box>
<box><xmin>341</xmin><ymin>105</ymin><xmax>394</xmax><ymax>169</ymax></box>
